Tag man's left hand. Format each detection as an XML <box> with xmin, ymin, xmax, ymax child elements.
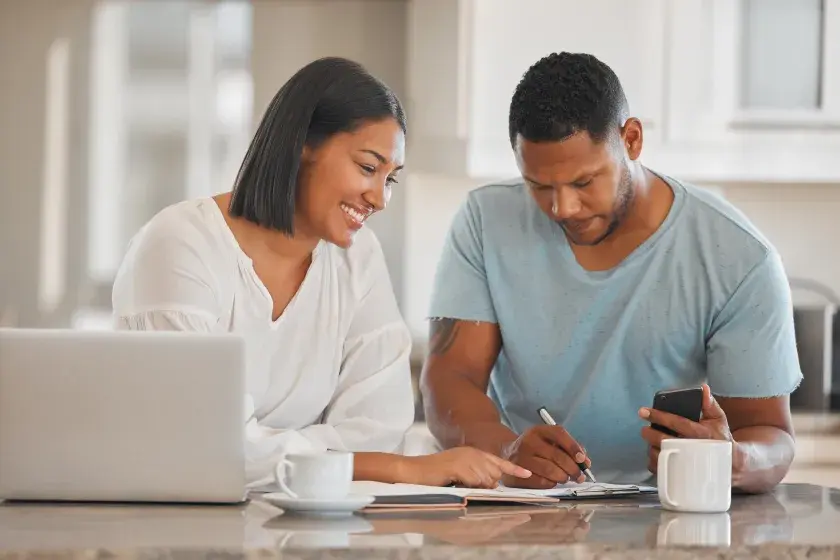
<box><xmin>639</xmin><ymin>384</ymin><xmax>735</xmax><ymax>474</ymax></box>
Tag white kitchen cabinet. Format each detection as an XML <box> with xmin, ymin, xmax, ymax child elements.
<box><xmin>407</xmin><ymin>0</ymin><xmax>666</xmax><ymax>179</ymax></box>
<box><xmin>407</xmin><ymin>0</ymin><xmax>840</xmax><ymax>183</ymax></box>
<box><xmin>652</xmin><ymin>0</ymin><xmax>840</xmax><ymax>183</ymax></box>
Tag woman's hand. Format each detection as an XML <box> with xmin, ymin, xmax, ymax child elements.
<box><xmin>400</xmin><ymin>447</ymin><xmax>532</xmax><ymax>488</ymax></box>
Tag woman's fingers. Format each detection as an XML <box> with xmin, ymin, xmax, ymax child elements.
<box><xmin>452</xmin><ymin>449</ymin><xmax>530</xmax><ymax>488</ymax></box>
<box><xmin>473</xmin><ymin>451</ymin><xmax>532</xmax><ymax>487</ymax></box>
<box><xmin>490</xmin><ymin>453</ymin><xmax>532</xmax><ymax>479</ymax></box>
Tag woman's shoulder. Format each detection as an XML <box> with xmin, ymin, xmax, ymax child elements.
<box><xmin>125</xmin><ymin>199</ymin><xmax>232</xmax><ymax>260</ymax></box>
<box><xmin>114</xmin><ymin>199</ymin><xmax>237</xmax><ymax>290</ymax></box>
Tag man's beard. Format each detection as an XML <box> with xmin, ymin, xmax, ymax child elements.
<box><xmin>562</xmin><ymin>163</ymin><xmax>634</xmax><ymax>247</ymax></box>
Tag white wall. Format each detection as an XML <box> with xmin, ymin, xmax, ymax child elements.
<box><xmin>402</xmin><ymin>173</ymin><xmax>484</xmax><ymax>349</ymax></box>
<box><xmin>466</xmin><ymin>0</ymin><xmax>667</xmax><ymax>177</ymax></box>
<box><xmin>0</xmin><ymin>0</ymin><xmax>93</xmax><ymax>328</ymax></box>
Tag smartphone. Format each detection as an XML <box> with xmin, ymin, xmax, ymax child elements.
<box><xmin>651</xmin><ymin>386</ymin><xmax>703</xmax><ymax>436</ymax></box>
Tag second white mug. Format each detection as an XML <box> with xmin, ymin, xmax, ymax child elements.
<box><xmin>657</xmin><ymin>438</ymin><xmax>732</xmax><ymax>513</ymax></box>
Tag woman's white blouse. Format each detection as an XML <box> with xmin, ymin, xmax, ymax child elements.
<box><xmin>111</xmin><ymin>199</ymin><xmax>416</xmax><ymax>490</ymax></box>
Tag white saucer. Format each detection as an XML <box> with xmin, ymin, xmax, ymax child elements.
<box><xmin>263</xmin><ymin>493</ymin><xmax>375</xmax><ymax>517</ymax></box>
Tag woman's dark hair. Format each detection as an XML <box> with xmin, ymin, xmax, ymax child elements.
<box><xmin>229</xmin><ymin>56</ymin><xmax>406</xmax><ymax>235</ymax></box>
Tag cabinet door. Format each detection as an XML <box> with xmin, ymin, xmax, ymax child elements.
<box><xmin>668</xmin><ymin>0</ymin><xmax>840</xmax><ymax>138</ymax></box>
<box><xmin>661</xmin><ymin>0</ymin><xmax>840</xmax><ymax>182</ymax></box>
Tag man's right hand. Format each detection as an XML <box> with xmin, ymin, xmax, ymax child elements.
<box><xmin>500</xmin><ymin>425</ymin><xmax>591</xmax><ymax>489</ymax></box>
<box><xmin>421</xmin><ymin>318</ymin><xmax>590</xmax><ymax>489</ymax></box>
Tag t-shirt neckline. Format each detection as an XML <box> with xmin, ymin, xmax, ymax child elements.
<box><xmin>553</xmin><ymin>171</ymin><xmax>686</xmax><ymax>282</ymax></box>
<box><xmin>201</xmin><ymin>197</ymin><xmax>323</xmax><ymax>328</ymax></box>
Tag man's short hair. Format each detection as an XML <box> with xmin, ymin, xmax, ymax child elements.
<box><xmin>508</xmin><ymin>52</ymin><xmax>628</xmax><ymax>147</ymax></box>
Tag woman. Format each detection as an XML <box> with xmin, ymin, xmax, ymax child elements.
<box><xmin>111</xmin><ymin>57</ymin><xmax>531</xmax><ymax>491</ymax></box>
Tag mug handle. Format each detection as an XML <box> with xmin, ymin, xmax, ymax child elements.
<box><xmin>657</xmin><ymin>448</ymin><xmax>679</xmax><ymax>510</ymax></box>
<box><xmin>274</xmin><ymin>457</ymin><xmax>298</xmax><ymax>498</ymax></box>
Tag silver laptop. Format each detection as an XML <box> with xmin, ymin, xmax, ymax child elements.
<box><xmin>0</xmin><ymin>328</ymin><xmax>247</xmax><ymax>504</ymax></box>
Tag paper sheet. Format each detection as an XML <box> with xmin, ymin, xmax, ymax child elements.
<box><xmin>494</xmin><ymin>482</ymin><xmax>657</xmax><ymax>497</ymax></box>
<box><xmin>351</xmin><ymin>481</ymin><xmax>655</xmax><ymax>499</ymax></box>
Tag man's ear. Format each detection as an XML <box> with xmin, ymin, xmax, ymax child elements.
<box><xmin>620</xmin><ymin>118</ymin><xmax>643</xmax><ymax>161</ymax></box>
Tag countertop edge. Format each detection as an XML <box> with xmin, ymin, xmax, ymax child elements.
<box><xmin>2</xmin><ymin>544</ymin><xmax>839</xmax><ymax>559</ymax></box>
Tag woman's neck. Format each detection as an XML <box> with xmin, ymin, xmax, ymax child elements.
<box><xmin>213</xmin><ymin>192</ymin><xmax>319</xmax><ymax>265</ymax></box>
<box><xmin>260</xmin><ymin>229</ymin><xmax>319</xmax><ymax>263</ymax></box>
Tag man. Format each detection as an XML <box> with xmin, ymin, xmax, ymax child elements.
<box><xmin>420</xmin><ymin>52</ymin><xmax>801</xmax><ymax>494</ymax></box>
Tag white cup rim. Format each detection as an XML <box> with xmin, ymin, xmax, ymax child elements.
<box><xmin>662</xmin><ymin>438</ymin><xmax>732</xmax><ymax>446</ymax></box>
<box><xmin>274</xmin><ymin>451</ymin><xmax>353</xmax><ymax>498</ymax></box>
<box><xmin>661</xmin><ymin>438</ymin><xmax>732</xmax><ymax>448</ymax></box>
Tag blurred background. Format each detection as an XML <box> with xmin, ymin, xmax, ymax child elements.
<box><xmin>1</xmin><ymin>0</ymin><xmax>840</xmax><ymax>485</ymax></box>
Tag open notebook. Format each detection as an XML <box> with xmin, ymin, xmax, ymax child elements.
<box><xmin>354</xmin><ymin>481</ymin><xmax>657</xmax><ymax>512</ymax></box>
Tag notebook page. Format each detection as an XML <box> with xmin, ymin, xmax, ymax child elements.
<box><xmin>351</xmin><ymin>481</ymin><xmax>477</xmax><ymax>497</ymax></box>
<box><xmin>495</xmin><ymin>482</ymin><xmax>656</xmax><ymax>497</ymax></box>
<box><xmin>351</xmin><ymin>481</ymin><xmax>555</xmax><ymax>501</ymax></box>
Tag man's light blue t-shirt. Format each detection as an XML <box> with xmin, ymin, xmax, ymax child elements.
<box><xmin>428</xmin><ymin>173</ymin><xmax>802</xmax><ymax>483</ymax></box>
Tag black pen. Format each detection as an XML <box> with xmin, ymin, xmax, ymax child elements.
<box><xmin>537</xmin><ymin>407</ymin><xmax>596</xmax><ymax>482</ymax></box>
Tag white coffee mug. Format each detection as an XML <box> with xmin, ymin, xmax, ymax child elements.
<box><xmin>274</xmin><ymin>451</ymin><xmax>354</xmax><ymax>500</ymax></box>
<box><xmin>657</xmin><ymin>439</ymin><xmax>732</xmax><ymax>513</ymax></box>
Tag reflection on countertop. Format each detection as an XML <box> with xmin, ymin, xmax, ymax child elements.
<box><xmin>0</xmin><ymin>484</ymin><xmax>838</xmax><ymax>558</ymax></box>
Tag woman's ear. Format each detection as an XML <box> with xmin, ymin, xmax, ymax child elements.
<box><xmin>300</xmin><ymin>145</ymin><xmax>313</xmax><ymax>164</ymax></box>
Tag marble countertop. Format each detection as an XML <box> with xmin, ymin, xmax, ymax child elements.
<box><xmin>0</xmin><ymin>483</ymin><xmax>839</xmax><ymax>559</ymax></box>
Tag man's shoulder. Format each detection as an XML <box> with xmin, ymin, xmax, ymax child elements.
<box><xmin>465</xmin><ymin>178</ymin><xmax>529</xmax><ymax>211</ymax></box>
<box><xmin>661</xmin><ymin>175</ymin><xmax>784</xmax><ymax>304</ymax></box>
<box><xmin>670</xmin><ymin>175</ymin><xmax>775</xmax><ymax>260</ymax></box>
<box><xmin>456</xmin><ymin>178</ymin><xmax>537</xmax><ymax>235</ymax></box>
<box><xmin>446</xmin><ymin>179</ymin><xmax>546</xmax><ymax>252</ymax></box>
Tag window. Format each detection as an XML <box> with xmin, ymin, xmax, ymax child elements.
<box><xmin>83</xmin><ymin>0</ymin><xmax>253</xmax><ymax>312</ymax></box>
<box><xmin>740</xmin><ymin>0</ymin><xmax>824</xmax><ymax>111</ymax></box>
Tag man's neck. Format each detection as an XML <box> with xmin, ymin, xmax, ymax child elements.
<box><xmin>571</xmin><ymin>167</ymin><xmax>674</xmax><ymax>271</ymax></box>
<box><xmin>613</xmin><ymin>166</ymin><xmax>673</xmax><ymax>239</ymax></box>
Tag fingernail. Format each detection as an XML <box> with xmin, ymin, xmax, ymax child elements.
<box><xmin>575</xmin><ymin>452</ymin><xmax>585</xmax><ymax>463</ymax></box>
<box><xmin>638</xmin><ymin>408</ymin><xmax>650</xmax><ymax>419</ymax></box>
<box><xmin>521</xmin><ymin>468</ymin><xmax>532</xmax><ymax>477</ymax></box>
